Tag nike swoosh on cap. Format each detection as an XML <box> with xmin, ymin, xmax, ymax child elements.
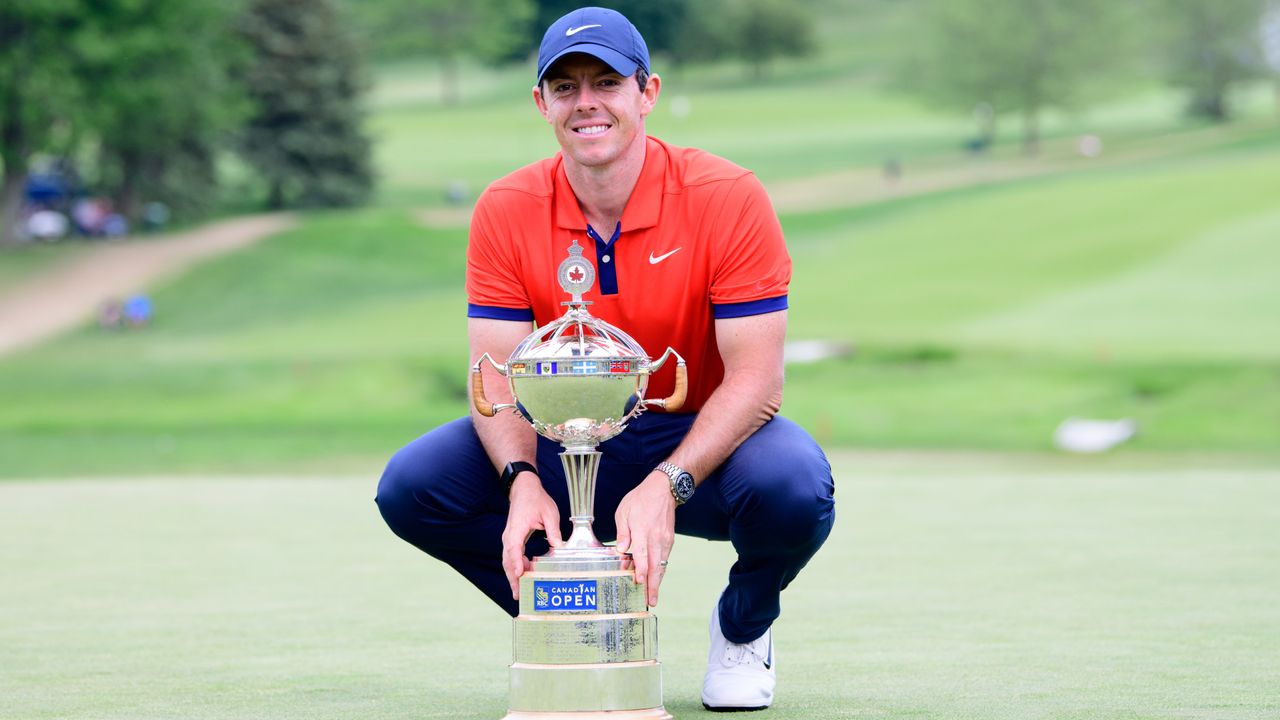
<box><xmin>565</xmin><ymin>24</ymin><xmax>601</xmax><ymax>36</ymax></box>
<box><xmin>648</xmin><ymin>248</ymin><xmax>682</xmax><ymax>264</ymax></box>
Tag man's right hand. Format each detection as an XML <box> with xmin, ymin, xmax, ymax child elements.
<box><xmin>502</xmin><ymin>473</ymin><xmax>563</xmax><ymax>600</ymax></box>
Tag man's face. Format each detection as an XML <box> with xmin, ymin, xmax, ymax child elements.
<box><xmin>534</xmin><ymin>55</ymin><xmax>659</xmax><ymax>170</ymax></box>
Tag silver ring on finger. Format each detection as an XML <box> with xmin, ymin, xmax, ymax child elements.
<box><xmin>659</xmin><ymin>559</ymin><xmax>669</xmax><ymax>567</ymax></box>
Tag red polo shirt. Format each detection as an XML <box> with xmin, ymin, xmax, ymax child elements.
<box><xmin>466</xmin><ymin>136</ymin><xmax>790</xmax><ymax>413</ymax></box>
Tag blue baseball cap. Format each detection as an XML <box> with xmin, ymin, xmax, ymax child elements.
<box><xmin>536</xmin><ymin>7</ymin><xmax>650</xmax><ymax>84</ymax></box>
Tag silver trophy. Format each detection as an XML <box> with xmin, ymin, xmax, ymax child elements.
<box><xmin>472</xmin><ymin>240</ymin><xmax>684</xmax><ymax>720</ymax></box>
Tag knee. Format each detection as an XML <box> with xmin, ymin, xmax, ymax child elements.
<box><xmin>375</xmin><ymin>445</ymin><xmax>431</xmax><ymax>538</ymax></box>
<box><xmin>735</xmin><ymin>446</ymin><xmax>834</xmax><ymax>552</ymax></box>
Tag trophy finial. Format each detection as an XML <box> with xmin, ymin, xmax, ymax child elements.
<box><xmin>557</xmin><ymin>239</ymin><xmax>596</xmax><ymax>304</ymax></box>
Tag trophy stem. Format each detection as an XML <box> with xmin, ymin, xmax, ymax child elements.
<box><xmin>560</xmin><ymin>448</ymin><xmax>604</xmax><ymax>550</ymax></box>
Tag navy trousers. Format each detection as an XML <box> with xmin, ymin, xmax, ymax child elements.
<box><xmin>375</xmin><ymin>412</ymin><xmax>835</xmax><ymax>644</ymax></box>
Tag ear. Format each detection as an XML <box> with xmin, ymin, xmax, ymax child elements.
<box><xmin>639</xmin><ymin>73</ymin><xmax>661</xmax><ymax>119</ymax></box>
<box><xmin>532</xmin><ymin>85</ymin><xmax>551</xmax><ymax>123</ymax></box>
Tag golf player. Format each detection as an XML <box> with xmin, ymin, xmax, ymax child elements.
<box><xmin>376</xmin><ymin>6</ymin><xmax>835</xmax><ymax>711</ymax></box>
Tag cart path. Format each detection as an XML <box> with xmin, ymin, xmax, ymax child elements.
<box><xmin>0</xmin><ymin>213</ymin><xmax>296</xmax><ymax>358</ymax></box>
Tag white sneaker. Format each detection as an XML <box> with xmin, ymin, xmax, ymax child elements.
<box><xmin>701</xmin><ymin>596</ymin><xmax>775</xmax><ymax>711</ymax></box>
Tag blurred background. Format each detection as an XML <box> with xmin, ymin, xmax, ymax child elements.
<box><xmin>1</xmin><ymin>0</ymin><xmax>1278</xmax><ymax>477</ymax></box>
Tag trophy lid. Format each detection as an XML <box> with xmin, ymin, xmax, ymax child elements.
<box><xmin>507</xmin><ymin>240</ymin><xmax>649</xmax><ymax>376</ymax></box>
<box><xmin>507</xmin><ymin>308</ymin><xmax>647</xmax><ymax>375</ymax></box>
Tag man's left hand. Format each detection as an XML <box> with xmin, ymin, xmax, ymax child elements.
<box><xmin>614</xmin><ymin>470</ymin><xmax>676</xmax><ymax>607</ymax></box>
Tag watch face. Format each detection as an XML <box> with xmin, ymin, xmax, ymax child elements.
<box><xmin>674</xmin><ymin>472</ymin><xmax>695</xmax><ymax>501</ymax></box>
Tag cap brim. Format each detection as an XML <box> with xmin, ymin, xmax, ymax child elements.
<box><xmin>537</xmin><ymin>44</ymin><xmax>639</xmax><ymax>83</ymax></box>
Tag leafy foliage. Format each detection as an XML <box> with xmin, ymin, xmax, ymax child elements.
<box><xmin>342</xmin><ymin>0</ymin><xmax>535</xmax><ymax>101</ymax></box>
<box><xmin>342</xmin><ymin>0</ymin><xmax>816</xmax><ymax>81</ymax></box>
<box><xmin>0</xmin><ymin>1</ymin><xmax>85</xmax><ymax>245</ymax></box>
<box><xmin>900</xmin><ymin>0</ymin><xmax>1142</xmax><ymax>153</ymax></box>
<box><xmin>237</xmin><ymin>0</ymin><xmax>375</xmax><ymax>209</ymax></box>
<box><xmin>75</xmin><ymin>0</ymin><xmax>245</xmax><ymax>219</ymax></box>
<box><xmin>533</xmin><ymin>0</ymin><xmax>689</xmax><ymax>59</ymax></box>
<box><xmin>1160</xmin><ymin>0</ymin><xmax>1267</xmax><ymax>121</ymax></box>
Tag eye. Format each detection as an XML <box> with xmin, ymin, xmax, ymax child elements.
<box><xmin>554</xmin><ymin>82</ymin><xmax>575</xmax><ymax>93</ymax></box>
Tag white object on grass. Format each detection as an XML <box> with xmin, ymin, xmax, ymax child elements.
<box><xmin>1054</xmin><ymin>417</ymin><xmax>1137</xmax><ymax>453</ymax></box>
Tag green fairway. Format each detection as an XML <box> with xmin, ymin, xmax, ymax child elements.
<box><xmin>784</xmin><ymin>136</ymin><xmax>1280</xmax><ymax>357</ymax></box>
<box><xmin>6</xmin><ymin>7</ymin><xmax>1280</xmax><ymax>718</ymax></box>
<box><xmin>4</xmin><ymin>37</ymin><xmax>1280</xmax><ymax>475</ymax></box>
<box><xmin>4</xmin><ymin>131</ymin><xmax>1279</xmax><ymax>475</ymax></box>
<box><xmin>367</xmin><ymin>51</ymin><xmax>1279</xmax><ymax>209</ymax></box>
<box><xmin>2</xmin><ymin>456</ymin><xmax>1277</xmax><ymax>719</ymax></box>
<box><xmin>0</xmin><ymin>243</ymin><xmax>88</xmax><ymax>294</ymax></box>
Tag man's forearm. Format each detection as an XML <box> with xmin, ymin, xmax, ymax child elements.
<box><xmin>661</xmin><ymin>311</ymin><xmax>787</xmax><ymax>484</ymax></box>
<box><xmin>470</xmin><ymin>372</ymin><xmax>538</xmax><ymax>480</ymax></box>
<box><xmin>664</xmin><ymin>366</ymin><xmax>782</xmax><ymax>484</ymax></box>
<box><xmin>469</xmin><ymin>318</ymin><xmax>540</xmax><ymax>480</ymax></box>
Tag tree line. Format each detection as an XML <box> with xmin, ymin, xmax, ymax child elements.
<box><xmin>904</xmin><ymin>0</ymin><xmax>1274</xmax><ymax>153</ymax></box>
<box><xmin>0</xmin><ymin>0</ymin><xmax>372</xmax><ymax>246</ymax></box>
<box><xmin>1</xmin><ymin>0</ymin><xmax>817</xmax><ymax>246</ymax></box>
<box><xmin>340</xmin><ymin>0</ymin><xmax>815</xmax><ymax>102</ymax></box>
<box><xmin>3</xmin><ymin>0</ymin><xmax>1274</xmax><ymax>245</ymax></box>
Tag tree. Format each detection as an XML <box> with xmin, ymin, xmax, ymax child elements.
<box><xmin>0</xmin><ymin>1</ymin><xmax>85</xmax><ymax>246</ymax></box>
<box><xmin>1161</xmin><ymin>0</ymin><xmax>1266</xmax><ymax>121</ymax></box>
<box><xmin>75</xmin><ymin>0</ymin><xmax>244</xmax><ymax>221</ymax></box>
<box><xmin>1266</xmin><ymin>1</ymin><xmax>1280</xmax><ymax>113</ymax></box>
<box><xmin>725</xmin><ymin>0</ymin><xmax>815</xmax><ymax>80</ymax></box>
<box><xmin>351</xmin><ymin>0</ymin><xmax>535</xmax><ymax>103</ymax></box>
<box><xmin>534</xmin><ymin>0</ymin><xmax>813</xmax><ymax>79</ymax></box>
<box><xmin>903</xmin><ymin>0</ymin><xmax>1140</xmax><ymax>154</ymax></box>
<box><xmin>533</xmin><ymin>0</ymin><xmax>689</xmax><ymax>61</ymax></box>
<box><xmin>238</xmin><ymin>0</ymin><xmax>375</xmax><ymax>209</ymax></box>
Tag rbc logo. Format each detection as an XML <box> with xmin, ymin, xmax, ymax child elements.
<box><xmin>533</xmin><ymin>580</ymin><xmax>598</xmax><ymax>612</ymax></box>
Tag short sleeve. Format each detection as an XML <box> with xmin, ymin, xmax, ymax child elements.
<box><xmin>466</xmin><ymin>189</ymin><xmax>534</xmax><ymax>320</ymax></box>
<box><xmin>709</xmin><ymin>174</ymin><xmax>791</xmax><ymax>319</ymax></box>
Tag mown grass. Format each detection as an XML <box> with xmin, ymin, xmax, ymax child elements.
<box><xmin>2</xmin><ymin>129</ymin><xmax>1278</xmax><ymax>476</ymax></box>
<box><xmin>368</xmin><ymin>45</ymin><xmax>1280</xmax><ymax>209</ymax></box>
<box><xmin>0</xmin><ymin>242</ymin><xmax>88</xmax><ymax>294</ymax></box>
<box><xmin>785</xmin><ymin>134</ymin><xmax>1280</xmax><ymax>358</ymax></box>
<box><xmin>2</xmin><ymin>458</ymin><xmax>1277</xmax><ymax>718</ymax></box>
<box><xmin>4</xmin><ymin>26</ymin><xmax>1280</xmax><ymax>476</ymax></box>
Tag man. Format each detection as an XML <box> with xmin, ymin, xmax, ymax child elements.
<box><xmin>376</xmin><ymin>7</ymin><xmax>834</xmax><ymax>711</ymax></box>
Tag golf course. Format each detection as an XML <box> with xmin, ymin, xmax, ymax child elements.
<box><xmin>2</xmin><ymin>3</ymin><xmax>1278</xmax><ymax>717</ymax></box>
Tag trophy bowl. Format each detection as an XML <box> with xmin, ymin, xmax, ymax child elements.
<box><xmin>472</xmin><ymin>305</ymin><xmax>686</xmax><ymax>450</ymax></box>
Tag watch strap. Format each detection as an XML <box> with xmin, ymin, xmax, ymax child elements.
<box><xmin>501</xmin><ymin>461</ymin><xmax>538</xmax><ymax>497</ymax></box>
<box><xmin>656</xmin><ymin>461</ymin><xmax>694</xmax><ymax>505</ymax></box>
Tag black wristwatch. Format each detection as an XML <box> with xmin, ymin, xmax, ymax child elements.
<box><xmin>501</xmin><ymin>461</ymin><xmax>538</xmax><ymax>497</ymax></box>
<box><xmin>657</xmin><ymin>461</ymin><xmax>695</xmax><ymax>505</ymax></box>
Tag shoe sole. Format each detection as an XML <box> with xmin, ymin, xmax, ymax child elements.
<box><xmin>702</xmin><ymin>703</ymin><xmax>769</xmax><ymax>712</ymax></box>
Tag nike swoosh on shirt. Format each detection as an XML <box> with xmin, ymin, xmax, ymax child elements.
<box><xmin>648</xmin><ymin>248</ymin><xmax>682</xmax><ymax>264</ymax></box>
<box><xmin>565</xmin><ymin>24</ymin><xmax>601</xmax><ymax>36</ymax></box>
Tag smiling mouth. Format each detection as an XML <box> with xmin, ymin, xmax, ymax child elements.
<box><xmin>573</xmin><ymin>124</ymin><xmax>611</xmax><ymax>135</ymax></box>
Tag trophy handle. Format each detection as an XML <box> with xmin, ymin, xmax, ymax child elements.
<box><xmin>644</xmin><ymin>348</ymin><xmax>688</xmax><ymax>412</ymax></box>
<box><xmin>471</xmin><ymin>353</ymin><xmax>515</xmax><ymax>418</ymax></box>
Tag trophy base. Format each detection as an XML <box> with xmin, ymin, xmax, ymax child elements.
<box><xmin>502</xmin><ymin>708</ymin><xmax>672</xmax><ymax>720</ymax></box>
<box><xmin>533</xmin><ymin>545</ymin><xmax>626</xmax><ymax>573</ymax></box>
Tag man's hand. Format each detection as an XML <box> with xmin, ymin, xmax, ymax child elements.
<box><xmin>615</xmin><ymin>471</ymin><xmax>676</xmax><ymax>607</ymax></box>
<box><xmin>502</xmin><ymin>474</ymin><xmax>563</xmax><ymax>600</ymax></box>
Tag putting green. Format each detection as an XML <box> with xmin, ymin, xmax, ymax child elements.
<box><xmin>2</xmin><ymin>455</ymin><xmax>1276</xmax><ymax>718</ymax></box>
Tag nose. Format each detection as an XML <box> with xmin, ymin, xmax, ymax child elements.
<box><xmin>574</xmin><ymin>84</ymin><xmax>599</xmax><ymax>112</ymax></box>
